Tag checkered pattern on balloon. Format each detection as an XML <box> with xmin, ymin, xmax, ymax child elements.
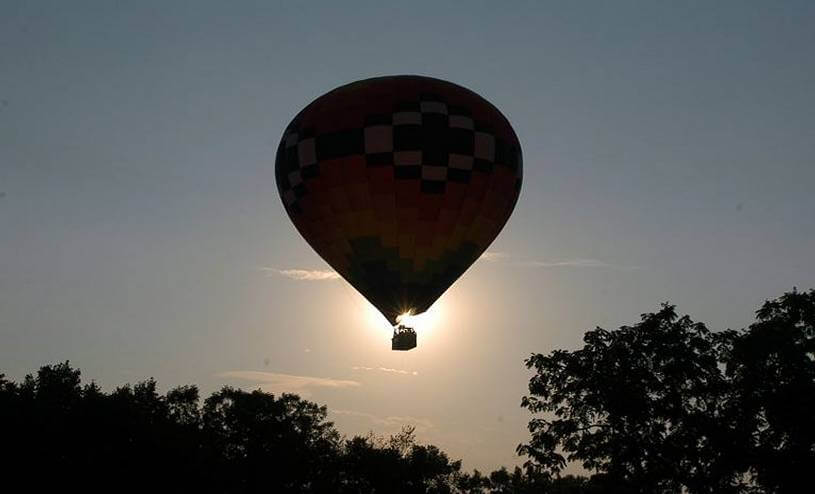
<box><xmin>276</xmin><ymin>76</ymin><xmax>522</xmax><ymax>349</ymax></box>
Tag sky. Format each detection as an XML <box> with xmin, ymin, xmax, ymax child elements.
<box><xmin>1</xmin><ymin>0</ymin><xmax>814</xmax><ymax>472</ymax></box>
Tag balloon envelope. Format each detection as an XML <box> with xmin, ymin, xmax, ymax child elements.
<box><xmin>275</xmin><ymin>75</ymin><xmax>522</xmax><ymax>325</ymax></box>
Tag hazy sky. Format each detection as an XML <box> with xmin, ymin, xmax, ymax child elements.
<box><xmin>2</xmin><ymin>1</ymin><xmax>814</xmax><ymax>472</ymax></box>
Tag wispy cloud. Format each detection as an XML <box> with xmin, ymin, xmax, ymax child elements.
<box><xmin>352</xmin><ymin>366</ymin><xmax>419</xmax><ymax>376</ymax></box>
<box><xmin>217</xmin><ymin>370</ymin><xmax>360</xmax><ymax>397</ymax></box>
<box><xmin>261</xmin><ymin>267</ymin><xmax>340</xmax><ymax>281</ymax></box>
<box><xmin>480</xmin><ymin>251</ymin><xmax>508</xmax><ymax>262</ymax></box>
<box><xmin>479</xmin><ymin>252</ymin><xmax>638</xmax><ymax>270</ymax></box>
<box><xmin>331</xmin><ymin>409</ymin><xmax>434</xmax><ymax>433</ymax></box>
<box><xmin>521</xmin><ymin>258</ymin><xmax>631</xmax><ymax>269</ymax></box>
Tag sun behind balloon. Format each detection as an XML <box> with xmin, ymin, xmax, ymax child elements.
<box><xmin>275</xmin><ymin>75</ymin><xmax>522</xmax><ymax>349</ymax></box>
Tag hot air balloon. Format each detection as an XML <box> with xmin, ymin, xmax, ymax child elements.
<box><xmin>275</xmin><ymin>76</ymin><xmax>522</xmax><ymax>350</ymax></box>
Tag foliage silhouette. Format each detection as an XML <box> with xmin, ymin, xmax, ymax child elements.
<box><xmin>721</xmin><ymin>288</ymin><xmax>815</xmax><ymax>493</ymax></box>
<box><xmin>519</xmin><ymin>288</ymin><xmax>815</xmax><ymax>493</ymax></box>
<box><xmin>0</xmin><ymin>362</ymin><xmax>584</xmax><ymax>493</ymax></box>
<box><xmin>3</xmin><ymin>288</ymin><xmax>812</xmax><ymax>492</ymax></box>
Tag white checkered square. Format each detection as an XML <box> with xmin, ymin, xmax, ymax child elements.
<box><xmin>474</xmin><ymin>132</ymin><xmax>495</xmax><ymax>161</ymax></box>
<box><xmin>364</xmin><ymin>125</ymin><xmax>393</xmax><ymax>154</ymax></box>
<box><xmin>449</xmin><ymin>115</ymin><xmax>474</xmax><ymax>129</ymax></box>
<box><xmin>297</xmin><ymin>138</ymin><xmax>316</xmax><ymax>167</ymax></box>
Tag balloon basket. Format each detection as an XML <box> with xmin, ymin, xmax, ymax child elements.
<box><xmin>391</xmin><ymin>325</ymin><xmax>417</xmax><ymax>351</ymax></box>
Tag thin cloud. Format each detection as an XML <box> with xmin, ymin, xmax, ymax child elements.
<box><xmin>522</xmin><ymin>259</ymin><xmax>625</xmax><ymax>268</ymax></box>
<box><xmin>261</xmin><ymin>267</ymin><xmax>340</xmax><ymax>281</ymax></box>
<box><xmin>331</xmin><ymin>409</ymin><xmax>434</xmax><ymax>432</ymax></box>
<box><xmin>352</xmin><ymin>366</ymin><xmax>419</xmax><ymax>376</ymax></box>
<box><xmin>217</xmin><ymin>370</ymin><xmax>360</xmax><ymax>397</ymax></box>
<box><xmin>479</xmin><ymin>253</ymin><xmax>638</xmax><ymax>270</ymax></box>
<box><xmin>480</xmin><ymin>251</ymin><xmax>508</xmax><ymax>262</ymax></box>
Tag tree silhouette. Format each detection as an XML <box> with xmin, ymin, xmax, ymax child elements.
<box><xmin>3</xmin><ymin>288</ymin><xmax>812</xmax><ymax>492</ymax></box>
<box><xmin>200</xmin><ymin>386</ymin><xmax>343</xmax><ymax>491</ymax></box>
<box><xmin>453</xmin><ymin>465</ymin><xmax>606</xmax><ymax>493</ymax></box>
<box><xmin>519</xmin><ymin>289</ymin><xmax>815</xmax><ymax>494</ymax></box>
<box><xmin>721</xmin><ymin>289</ymin><xmax>815</xmax><ymax>493</ymax></box>
<box><xmin>0</xmin><ymin>362</ymin><xmax>469</xmax><ymax>493</ymax></box>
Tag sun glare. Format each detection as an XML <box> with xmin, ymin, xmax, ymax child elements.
<box><xmin>395</xmin><ymin>305</ymin><xmax>443</xmax><ymax>336</ymax></box>
<box><xmin>360</xmin><ymin>299</ymin><xmax>444</xmax><ymax>338</ymax></box>
<box><xmin>396</xmin><ymin>311</ymin><xmax>413</xmax><ymax>325</ymax></box>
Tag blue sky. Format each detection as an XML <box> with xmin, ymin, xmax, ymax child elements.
<box><xmin>2</xmin><ymin>0</ymin><xmax>814</xmax><ymax>471</ymax></box>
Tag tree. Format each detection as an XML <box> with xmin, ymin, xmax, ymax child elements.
<box><xmin>0</xmin><ymin>361</ymin><xmax>468</xmax><ymax>493</ymax></box>
<box><xmin>455</xmin><ymin>468</ymin><xmax>492</xmax><ymax>493</ymax></box>
<box><xmin>201</xmin><ymin>386</ymin><xmax>343</xmax><ymax>491</ymax></box>
<box><xmin>340</xmin><ymin>426</ymin><xmax>462</xmax><ymax>493</ymax></box>
<box><xmin>518</xmin><ymin>289</ymin><xmax>815</xmax><ymax>494</ymax></box>
<box><xmin>518</xmin><ymin>304</ymin><xmax>745</xmax><ymax>493</ymax></box>
<box><xmin>722</xmin><ymin>289</ymin><xmax>815</xmax><ymax>493</ymax></box>
<box><xmin>454</xmin><ymin>465</ymin><xmax>598</xmax><ymax>494</ymax></box>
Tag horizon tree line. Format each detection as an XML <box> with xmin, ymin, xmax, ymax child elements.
<box><xmin>1</xmin><ymin>288</ymin><xmax>812</xmax><ymax>493</ymax></box>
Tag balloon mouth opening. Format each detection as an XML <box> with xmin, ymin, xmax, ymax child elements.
<box><xmin>395</xmin><ymin>311</ymin><xmax>414</xmax><ymax>326</ymax></box>
<box><xmin>393</xmin><ymin>310</ymin><xmax>418</xmax><ymax>351</ymax></box>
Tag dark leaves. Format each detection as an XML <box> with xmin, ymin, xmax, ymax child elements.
<box><xmin>519</xmin><ymin>290</ymin><xmax>815</xmax><ymax>494</ymax></box>
<box><xmin>0</xmin><ymin>363</ymin><xmax>461</xmax><ymax>493</ymax></box>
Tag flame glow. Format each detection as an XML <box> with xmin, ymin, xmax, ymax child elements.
<box><xmin>396</xmin><ymin>311</ymin><xmax>413</xmax><ymax>325</ymax></box>
<box><xmin>395</xmin><ymin>306</ymin><xmax>443</xmax><ymax>336</ymax></box>
<box><xmin>359</xmin><ymin>297</ymin><xmax>445</xmax><ymax>344</ymax></box>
